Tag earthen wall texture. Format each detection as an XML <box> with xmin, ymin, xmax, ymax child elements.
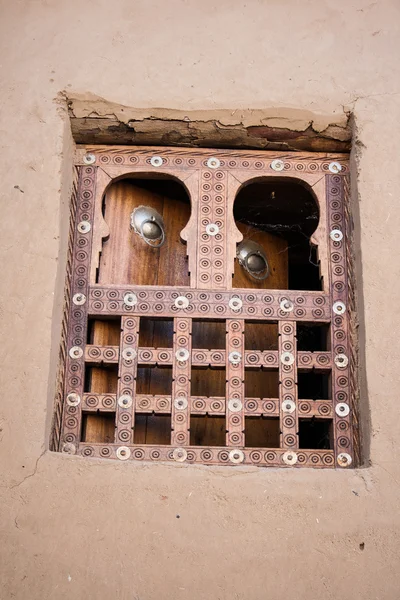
<box><xmin>0</xmin><ymin>1</ymin><xmax>399</xmax><ymax>598</ymax></box>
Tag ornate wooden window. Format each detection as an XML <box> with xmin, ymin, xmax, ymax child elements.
<box><xmin>53</xmin><ymin>146</ymin><xmax>357</xmax><ymax>468</ymax></box>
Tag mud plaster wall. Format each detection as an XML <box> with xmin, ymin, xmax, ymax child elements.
<box><xmin>0</xmin><ymin>1</ymin><xmax>399</xmax><ymax>599</ymax></box>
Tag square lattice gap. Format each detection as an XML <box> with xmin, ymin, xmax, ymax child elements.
<box><xmin>297</xmin><ymin>372</ymin><xmax>331</xmax><ymax>400</ymax></box>
<box><xmin>190</xmin><ymin>415</ymin><xmax>226</xmax><ymax>446</ymax></box>
<box><xmin>245</xmin><ymin>368</ymin><xmax>279</xmax><ymax>398</ymax></box>
<box><xmin>135</xmin><ymin>414</ymin><xmax>171</xmax><ymax>445</ymax></box>
<box><xmin>81</xmin><ymin>412</ymin><xmax>115</xmax><ymax>443</ymax></box>
<box><xmin>136</xmin><ymin>366</ymin><xmax>173</xmax><ymax>395</ymax></box>
<box><xmin>296</xmin><ymin>323</ymin><xmax>330</xmax><ymax>351</ymax></box>
<box><xmin>298</xmin><ymin>418</ymin><xmax>333</xmax><ymax>449</ymax></box>
<box><xmin>86</xmin><ymin>317</ymin><xmax>121</xmax><ymax>345</ymax></box>
<box><xmin>191</xmin><ymin>367</ymin><xmax>226</xmax><ymax>397</ymax></box>
<box><xmin>245</xmin><ymin>321</ymin><xmax>278</xmax><ymax>351</ymax></box>
<box><xmin>139</xmin><ymin>317</ymin><xmax>173</xmax><ymax>348</ymax></box>
<box><xmin>191</xmin><ymin>319</ymin><xmax>226</xmax><ymax>349</ymax></box>
<box><xmin>84</xmin><ymin>365</ymin><xmax>118</xmax><ymax>393</ymax></box>
<box><xmin>245</xmin><ymin>416</ymin><xmax>280</xmax><ymax>447</ymax></box>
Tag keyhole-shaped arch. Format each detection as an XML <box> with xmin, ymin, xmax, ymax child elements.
<box><xmin>232</xmin><ymin>176</ymin><xmax>321</xmax><ymax>290</ymax></box>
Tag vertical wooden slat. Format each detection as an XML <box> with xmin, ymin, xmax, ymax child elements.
<box><xmin>172</xmin><ymin>317</ymin><xmax>192</xmax><ymax>446</ymax></box>
<box><xmin>226</xmin><ymin>319</ymin><xmax>245</xmax><ymax>446</ymax></box>
<box><xmin>61</xmin><ymin>165</ymin><xmax>97</xmax><ymax>453</ymax></box>
<box><xmin>115</xmin><ymin>316</ymin><xmax>139</xmax><ymax>445</ymax></box>
<box><xmin>279</xmin><ymin>321</ymin><xmax>298</xmax><ymax>449</ymax></box>
<box><xmin>326</xmin><ymin>174</ymin><xmax>354</xmax><ymax>464</ymax></box>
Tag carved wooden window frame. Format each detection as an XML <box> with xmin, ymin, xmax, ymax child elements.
<box><xmin>52</xmin><ymin>146</ymin><xmax>358</xmax><ymax>468</ymax></box>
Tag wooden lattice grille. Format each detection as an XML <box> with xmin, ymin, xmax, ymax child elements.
<box><xmin>56</xmin><ymin>146</ymin><xmax>356</xmax><ymax>468</ymax></box>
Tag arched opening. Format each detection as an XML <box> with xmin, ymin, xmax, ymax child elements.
<box><xmin>233</xmin><ymin>178</ymin><xmax>321</xmax><ymax>291</ymax></box>
<box><xmin>97</xmin><ymin>176</ymin><xmax>191</xmax><ymax>287</ymax></box>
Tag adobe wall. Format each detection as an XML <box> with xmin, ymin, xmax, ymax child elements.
<box><xmin>1</xmin><ymin>1</ymin><xmax>399</xmax><ymax>598</ymax></box>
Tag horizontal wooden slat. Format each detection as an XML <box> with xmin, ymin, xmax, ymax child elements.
<box><xmin>78</xmin><ymin>443</ymin><xmax>335</xmax><ymax>468</ymax></box>
<box><xmin>88</xmin><ymin>285</ymin><xmax>331</xmax><ymax>322</ymax></box>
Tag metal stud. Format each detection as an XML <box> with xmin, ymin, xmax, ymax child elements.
<box><xmin>271</xmin><ymin>159</ymin><xmax>285</xmax><ymax>172</ymax></box>
<box><xmin>281</xmin><ymin>351</ymin><xmax>295</xmax><ymax>366</ymax></box>
<box><xmin>62</xmin><ymin>442</ymin><xmax>76</xmax><ymax>455</ymax></box>
<box><xmin>280</xmin><ymin>299</ymin><xmax>294</xmax><ymax>312</ymax></box>
<box><xmin>337</xmin><ymin>452</ymin><xmax>352</xmax><ymax>467</ymax></box>
<box><xmin>229</xmin><ymin>296</ymin><xmax>243</xmax><ymax>311</ymax></box>
<box><xmin>83</xmin><ymin>153</ymin><xmax>96</xmax><ymax>165</ymax></box>
<box><xmin>116</xmin><ymin>446</ymin><xmax>131</xmax><ymax>461</ymax></box>
<box><xmin>66</xmin><ymin>392</ymin><xmax>81</xmax><ymax>407</ymax></box>
<box><xmin>72</xmin><ymin>293</ymin><xmax>86</xmax><ymax>306</ymax></box>
<box><xmin>335</xmin><ymin>353</ymin><xmax>349</xmax><ymax>368</ymax></box>
<box><xmin>329</xmin><ymin>161</ymin><xmax>342</xmax><ymax>174</ymax></box>
<box><xmin>173</xmin><ymin>447</ymin><xmax>188</xmax><ymax>462</ymax></box>
<box><xmin>118</xmin><ymin>394</ymin><xmax>133</xmax><ymax>409</ymax></box>
<box><xmin>78</xmin><ymin>221</ymin><xmax>91</xmax><ymax>234</ymax></box>
<box><xmin>69</xmin><ymin>346</ymin><xmax>83</xmax><ymax>359</ymax></box>
<box><xmin>330</xmin><ymin>229</ymin><xmax>343</xmax><ymax>242</ymax></box>
<box><xmin>282</xmin><ymin>399</ymin><xmax>296</xmax><ymax>414</ymax></box>
<box><xmin>282</xmin><ymin>451</ymin><xmax>298</xmax><ymax>465</ymax></box>
<box><xmin>206</xmin><ymin>157</ymin><xmax>220</xmax><ymax>169</ymax></box>
<box><xmin>174</xmin><ymin>296</ymin><xmax>189</xmax><ymax>309</ymax></box>
<box><xmin>229</xmin><ymin>449</ymin><xmax>244</xmax><ymax>464</ymax></box>
<box><xmin>175</xmin><ymin>348</ymin><xmax>190</xmax><ymax>362</ymax></box>
<box><xmin>333</xmin><ymin>301</ymin><xmax>346</xmax><ymax>315</ymax></box>
<box><xmin>228</xmin><ymin>351</ymin><xmax>242</xmax><ymax>365</ymax></box>
<box><xmin>335</xmin><ymin>402</ymin><xmax>350</xmax><ymax>417</ymax></box>
<box><xmin>228</xmin><ymin>399</ymin><xmax>243</xmax><ymax>412</ymax></box>
<box><xmin>206</xmin><ymin>223</ymin><xmax>219</xmax><ymax>236</ymax></box>
<box><xmin>124</xmin><ymin>292</ymin><xmax>138</xmax><ymax>307</ymax></box>
<box><xmin>174</xmin><ymin>397</ymin><xmax>188</xmax><ymax>410</ymax></box>
<box><xmin>150</xmin><ymin>156</ymin><xmax>163</xmax><ymax>167</ymax></box>
<box><xmin>122</xmin><ymin>347</ymin><xmax>137</xmax><ymax>361</ymax></box>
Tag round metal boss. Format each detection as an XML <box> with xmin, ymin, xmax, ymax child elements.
<box><xmin>174</xmin><ymin>296</ymin><xmax>189</xmax><ymax>309</ymax></box>
<box><xmin>206</xmin><ymin>157</ymin><xmax>220</xmax><ymax>169</ymax></box>
<box><xmin>280</xmin><ymin>299</ymin><xmax>294</xmax><ymax>312</ymax></box>
<box><xmin>329</xmin><ymin>161</ymin><xmax>342</xmax><ymax>174</ymax></box>
<box><xmin>330</xmin><ymin>229</ymin><xmax>343</xmax><ymax>242</ymax></box>
<box><xmin>228</xmin><ymin>351</ymin><xmax>242</xmax><ymax>365</ymax></box>
<box><xmin>206</xmin><ymin>223</ymin><xmax>219</xmax><ymax>236</ymax></box>
<box><xmin>122</xmin><ymin>347</ymin><xmax>137</xmax><ymax>361</ymax></box>
<box><xmin>333</xmin><ymin>301</ymin><xmax>346</xmax><ymax>315</ymax></box>
<box><xmin>173</xmin><ymin>447</ymin><xmax>188</xmax><ymax>462</ymax></box>
<box><xmin>124</xmin><ymin>292</ymin><xmax>137</xmax><ymax>307</ymax></box>
<box><xmin>337</xmin><ymin>452</ymin><xmax>352</xmax><ymax>467</ymax></box>
<box><xmin>118</xmin><ymin>394</ymin><xmax>133</xmax><ymax>409</ymax></box>
<box><xmin>281</xmin><ymin>351</ymin><xmax>295</xmax><ymax>366</ymax></box>
<box><xmin>72</xmin><ymin>293</ymin><xmax>86</xmax><ymax>306</ymax></box>
<box><xmin>229</xmin><ymin>449</ymin><xmax>244</xmax><ymax>464</ymax></box>
<box><xmin>228</xmin><ymin>399</ymin><xmax>243</xmax><ymax>412</ymax></box>
<box><xmin>335</xmin><ymin>402</ymin><xmax>350</xmax><ymax>417</ymax></box>
<box><xmin>282</xmin><ymin>399</ymin><xmax>296</xmax><ymax>414</ymax></box>
<box><xmin>83</xmin><ymin>153</ymin><xmax>96</xmax><ymax>165</ymax></box>
<box><xmin>69</xmin><ymin>346</ymin><xmax>83</xmax><ymax>359</ymax></box>
<box><xmin>229</xmin><ymin>297</ymin><xmax>243</xmax><ymax>311</ymax></box>
<box><xmin>116</xmin><ymin>446</ymin><xmax>131</xmax><ymax>461</ymax></box>
<box><xmin>150</xmin><ymin>156</ymin><xmax>163</xmax><ymax>167</ymax></box>
<box><xmin>271</xmin><ymin>159</ymin><xmax>284</xmax><ymax>172</ymax></box>
<box><xmin>62</xmin><ymin>442</ymin><xmax>76</xmax><ymax>455</ymax></box>
<box><xmin>78</xmin><ymin>221</ymin><xmax>91</xmax><ymax>234</ymax></box>
<box><xmin>174</xmin><ymin>397</ymin><xmax>188</xmax><ymax>410</ymax></box>
<box><xmin>66</xmin><ymin>392</ymin><xmax>81</xmax><ymax>407</ymax></box>
<box><xmin>176</xmin><ymin>348</ymin><xmax>190</xmax><ymax>362</ymax></box>
<box><xmin>282</xmin><ymin>451</ymin><xmax>298</xmax><ymax>465</ymax></box>
<box><xmin>335</xmin><ymin>353</ymin><xmax>349</xmax><ymax>368</ymax></box>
